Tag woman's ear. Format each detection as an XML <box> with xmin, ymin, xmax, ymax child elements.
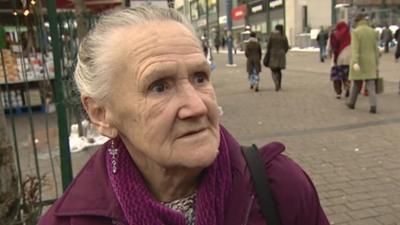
<box><xmin>81</xmin><ymin>96</ymin><xmax>118</xmax><ymax>138</ymax></box>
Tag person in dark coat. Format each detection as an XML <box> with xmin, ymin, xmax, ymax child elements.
<box><xmin>316</xmin><ymin>27</ymin><xmax>329</xmax><ymax>62</ymax></box>
<box><xmin>394</xmin><ymin>27</ymin><xmax>400</xmax><ymax>60</ymax></box>
<box><xmin>395</xmin><ymin>27</ymin><xmax>400</xmax><ymax>94</ymax></box>
<box><xmin>245</xmin><ymin>31</ymin><xmax>262</xmax><ymax>91</ymax></box>
<box><xmin>201</xmin><ymin>35</ymin><xmax>208</xmax><ymax>58</ymax></box>
<box><xmin>38</xmin><ymin>6</ymin><xmax>329</xmax><ymax>225</ymax></box>
<box><xmin>380</xmin><ymin>24</ymin><xmax>393</xmax><ymax>53</ymax></box>
<box><xmin>394</xmin><ymin>28</ymin><xmax>400</xmax><ymax>94</ymax></box>
<box><xmin>265</xmin><ymin>24</ymin><xmax>289</xmax><ymax>91</ymax></box>
<box><xmin>214</xmin><ymin>36</ymin><xmax>220</xmax><ymax>53</ymax></box>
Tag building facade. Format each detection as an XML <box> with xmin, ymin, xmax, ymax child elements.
<box><xmin>336</xmin><ymin>0</ymin><xmax>400</xmax><ymax>27</ymax></box>
<box><xmin>175</xmin><ymin>0</ymin><xmax>400</xmax><ymax>48</ymax></box>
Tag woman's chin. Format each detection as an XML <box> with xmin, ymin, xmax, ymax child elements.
<box><xmin>166</xmin><ymin>145</ymin><xmax>220</xmax><ymax>169</ymax></box>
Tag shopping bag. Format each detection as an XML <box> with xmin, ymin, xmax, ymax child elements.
<box><xmin>330</xmin><ymin>65</ymin><xmax>349</xmax><ymax>81</ymax></box>
<box><xmin>263</xmin><ymin>51</ymin><xmax>270</xmax><ymax>67</ymax></box>
<box><xmin>375</xmin><ymin>77</ymin><xmax>384</xmax><ymax>94</ymax></box>
<box><xmin>330</xmin><ymin>66</ymin><xmax>339</xmax><ymax>81</ymax></box>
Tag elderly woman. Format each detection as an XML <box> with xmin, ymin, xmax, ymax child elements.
<box><xmin>39</xmin><ymin>6</ymin><xmax>329</xmax><ymax>225</ymax></box>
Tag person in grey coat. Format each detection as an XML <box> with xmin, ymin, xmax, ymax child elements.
<box><xmin>245</xmin><ymin>32</ymin><xmax>262</xmax><ymax>92</ymax></box>
<box><xmin>265</xmin><ymin>24</ymin><xmax>289</xmax><ymax>91</ymax></box>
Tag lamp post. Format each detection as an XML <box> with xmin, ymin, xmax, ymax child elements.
<box><xmin>381</xmin><ymin>0</ymin><xmax>387</xmax><ymax>24</ymax></box>
<box><xmin>206</xmin><ymin>0</ymin><xmax>213</xmax><ymax>61</ymax></box>
<box><xmin>332</xmin><ymin>0</ymin><xmax>337</xmax><ymax>25</ymax></box>
<box><xmin>266</xmin><ymin>1</ymin><xmax>271</xmax><ymax>34</ymax></box>
<box><xmin>226</xmin><ymin>0</ymin><xmax>234</xmax><ymax>65</ymax></box>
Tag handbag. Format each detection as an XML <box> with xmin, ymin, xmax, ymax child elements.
<box><xmin>375</xmin><ymin>70</ymin><xmax>384</xmax><ymax>94</ymax></box>
<box><xmin>241</xmin><ymin>145</ymin><xmax>282</xmax><ymax>225</ymax></box>
<box><xmin>330</xmin><ymin>65</ymin><xmax>340</xmax><ymax>81</ymax></box>
<box><xmin>263</xmin><ymin>51</ymin><xmax>270</xmax><ymax>67</ymax></box>
<box><xmin>330</xmin><ymin>65</ymin><xmax>349</xmax><ymax>81</ymax></box>
<box><xmin>375</xmin><ymin>77</ymin><xmax>384</xmax><ymax>94</ymax></box>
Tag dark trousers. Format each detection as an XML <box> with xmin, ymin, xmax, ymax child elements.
<box><xmin>271</xmin><ymin>68</ymin><xmax>282</xmax><ymax>91</ymax></box>
<box><xmin>319</xmin><ymin>45</ymin><xmax>327</xmax><ymax>62</ymax></box>
<box><xmin>333</xmin><ymin>79</ymin><xmax>350</xmax><ymax>95</ymax></box>
<box><xmin>215</xmin><ymin>46</ymin><xmax>219</xmax><ymax>53</ymax></box>
<box><xmin>384</xmin><ymin>41</ymin><xmax>390</xmax><ymax>53</ymax></box>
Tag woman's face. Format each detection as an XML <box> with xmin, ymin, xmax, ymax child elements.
<box><xmin>104</xmin><ymin>21</ymin><xmax>220</xmax><ymax>169</ymax></box>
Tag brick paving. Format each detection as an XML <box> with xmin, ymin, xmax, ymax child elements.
<box><xmin>214</xmin><ymin>50</ymin><xmax>400</xmax><ymax>224</ymax></box>
<box><xmin>9</xmin><ymin>50</ymin><xmax>400</xmax><ymax>224</ymax></box>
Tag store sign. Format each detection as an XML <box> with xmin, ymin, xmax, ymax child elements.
<box><xmin>353</xmin><ymin>0</ymin><xmax>383</xmax><ymax>5</ymax></box>
<box><xmin>251</xmin><ymin>4</ymin><xmax>264</xmax><ymax>14</ymax></box>
<box><xmin>190</xmin><ymin>1</ymin><xmax>199</xmax><ymax>21</ymax></box>
<box><xmin>270</xmin><ymin>0</ymin><xmax>283</xmax><ymax>8</ymax></box>
<box><xmin>336</xmin><ymin>0</ymin><xmax>351</xmax><ymax>3</ymax></box>
<box><xmin>385</xmin><ymin>0</ymin><xmax>400</xmax><ymax>4</ymax></box>
<box><xmin>219</xmin><ymin>16</ymin><xmax>227</xmax><ymax>25</ymax></box>
<box><xmin>130</xmin><ymin>0</ymin><xmax>168</xmax><ymax>8</ymax></box>
<box><xmin>231</xmin><ymin>4</ymin><xmax>247</xmax><ymax>21</ymax></box>
<box><xmin>174</xmin><ymin>0</ymin><xmax>184</xmax><ymax>8</ymax></box>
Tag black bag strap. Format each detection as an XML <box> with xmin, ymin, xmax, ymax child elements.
<box><xmin>241</xmin><ymin>144</ymin><xmax>282</xmax><ymax>225</ymax></box>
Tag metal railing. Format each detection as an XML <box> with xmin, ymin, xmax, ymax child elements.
<box><xmin>0</xmin><ymin>0</ymin><xmax>99</xmax><ymax>224</ymax></box>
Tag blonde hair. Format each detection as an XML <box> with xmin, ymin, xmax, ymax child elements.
<box><xmin>74</xmin><ymin>5</ymin><xmax>195</xmax><ymax>101</ymax></box>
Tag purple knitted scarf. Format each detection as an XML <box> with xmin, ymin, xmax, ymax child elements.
<box><xmin>106</xmin><ymin>132</ymin><xmax>232</xmax><ymax>225</ymax></box>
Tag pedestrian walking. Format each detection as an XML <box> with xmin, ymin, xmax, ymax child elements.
<box><xmin>264</xmin><ymin>24</ymin><xmax>289</xmax><ymax>91</ymax></box>
<box><xmin>214</xmin><ymin>36</ymin><xmax>220</xmax><ymax>53</ymax></box>
<box><xmin>233</xmin><ymin>38</ymin><xmax>240</xmax><ymax>54</ymax></box>
<box><xmin>380</xmin><ymin>24</ymin><xmax>393</xmax><ymax>53</ymax></box>
<box><xmin>245</xmin><ymin>31</ymin><xmax>262</xmax><ymax>91</ymax></box>
<box><xmin>394</xmin><ymin>27</ymin><xmax>400</xmax><ymax>61</ymax></box>
<box><xmin>396</xmin><ymin>27</ymin><xmax>400</xmax><ymax>94</ymax></box>
<box><xmin>329</xmin><ymin>21</ymin><xmax>351</xmax><ymax>99</ymax></box>
<box><xmin>38</xmin><ymin>6</ymin><xmax>330</xmax><ymax>225</ymax></box>
<box><xmin>347</xmin><ymin>14</ymin><xmax>380</xmax><ymax>114</ymax></box>
<box><xmin>201</xmin><ymin>35</ymin><xmax>209</xmax><ymax>58</ymax></box>
<box><xmin>316</xmin><ymin>26</ymin><xmax>329</xmax><ymax>62</ymax></box>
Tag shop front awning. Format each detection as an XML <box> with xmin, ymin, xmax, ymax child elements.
<box><xmin>0</xmin><ymin>0</ymin><xmax>123</xmax><ymax>13</ymax></box>
<box><xmin>55</xmin><ymin>0</ymin><xmax>123</xmax><ymax>12</ymax></box>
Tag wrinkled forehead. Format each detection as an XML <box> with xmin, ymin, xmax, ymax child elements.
<box><xmin>106</xmin><ymin>21</ymin><xmax>206</xmax><ymax>80</ymax></box>
<box><xmin>103</xmin><ymin>20</ymin><xmax>204</xmax><ymax>79</ymax></box>
<box><xmin>108</xmin><ymin>20</ymin><xmax>201</xmax><ymax>56</ymax></box>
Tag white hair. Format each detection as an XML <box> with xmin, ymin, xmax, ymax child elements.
<box><xmin>74</xmin><ymin>5</ymin><xmax>196</xmax><ymax>101</ymax></box>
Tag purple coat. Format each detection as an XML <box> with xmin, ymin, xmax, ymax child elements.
<box><xmin>38</xmin><ymin>126</ymin><xmax>330</xmax><ymax>225</ymax></box>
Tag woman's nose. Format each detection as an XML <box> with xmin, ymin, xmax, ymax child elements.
<box><xmin>177</xmin><ymin>84</ymin><xmax>208</xmax><ymax>120</ymax></box>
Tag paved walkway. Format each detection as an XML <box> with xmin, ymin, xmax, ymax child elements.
<box><xmin>213</xmin><ymin>50</ymin><xmax>400</xmax><ymax>225</ymax></box>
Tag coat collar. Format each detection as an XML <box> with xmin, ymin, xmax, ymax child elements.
<box><xmin>53</xmin><ymin>143</ymin><xmax>127</xmax><ymax>223</ymax></box>
<box><xmin>248</xmin><ymin>37</ymin><xmax>258</xmax><ymax>42</ymax></box>
<box><xmin>356</xmin><ymin>20</ymin><xmax>369</xmax><ymax>28</ymax></box>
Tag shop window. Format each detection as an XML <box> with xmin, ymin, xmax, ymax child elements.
<box><xmin>208</xmin><ymin>0</ymin><xmax>217</xmax><ymax>14</ymax></box>
<box><xmin>198</xmin><ymin>0</ymin><xmax>206</xmax><ymax>17</ymax></box>
<box><xmin>261</xmin><ymin>22</ymin><xmax>267</xmax><ymax>34</ymax></box>
<box><xmin>190</xmin><ymin>1</ymin><xmax>199</xmax><ymax>21</ymax></box>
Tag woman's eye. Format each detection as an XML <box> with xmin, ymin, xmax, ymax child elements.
<box><xmin>194</xmin><ymin>73</ymin><xmax>208</xmax><ymax>84</ymax></box>
<box><xmin>149</xmin><ymin>81</ymin><xmax>168</xmax><ymax>93</ymax></box>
